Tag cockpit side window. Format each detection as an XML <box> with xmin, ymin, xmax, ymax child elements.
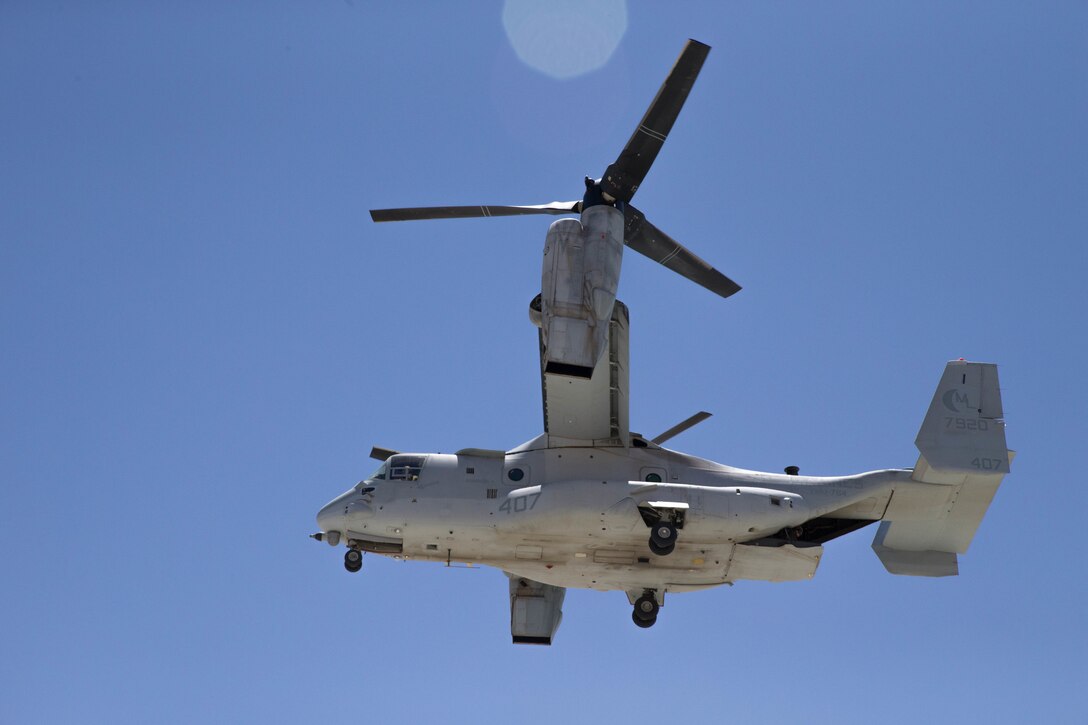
<box><xmin>387</xmin><ymin>455</ymin><xmax>425</xmax><ymax>481</ymax></box>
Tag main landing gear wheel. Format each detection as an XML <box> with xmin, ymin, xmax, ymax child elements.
<box><xmin>632</xmin><ymin>594</ymin><xmax>659</xmax><ymax>628</ymax></box>
<box><xmin>649</xmin><ymin>522</ymin><xmax>677</xmax><ymax>556</ymax></box>
<box><xmin>344</xmin><ymin>549</ymin><xmax>363</xmax><ymax>573</ymax></box>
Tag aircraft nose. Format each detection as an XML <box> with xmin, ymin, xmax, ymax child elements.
<box><xmin>316</xmin><ymin>497</ymin><xmax>346</xmax><ymax>533</ymax></box>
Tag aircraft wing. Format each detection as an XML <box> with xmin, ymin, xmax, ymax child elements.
<box><xmin>539</xmin><ymin>300</ymin><xmax>630</xmax><ymax>444</ymax></box>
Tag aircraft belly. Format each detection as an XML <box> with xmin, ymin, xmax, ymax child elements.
<box><xmin>499</xmin><ymin>546</ymin><xmax>734</xmax><ymax>593</ymax></box>
<box><xmin>724</xmin><ymin>543</ymin><xmax>823</xmax><ymax>582</ymax></box>
<box><xmin>485</xmin><ymin>537</ymin><xmax>821</xmax><ymax>590</ymax></box>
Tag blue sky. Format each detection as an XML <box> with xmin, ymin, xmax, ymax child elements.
<box><xmin>2</xmin><ymin>2</ymin><xmax>1086</xmax><ymax>723</ymax></box>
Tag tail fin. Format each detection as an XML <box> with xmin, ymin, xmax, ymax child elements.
<box><xmin>914</xmin><ymin>360</ymin><xmax>1009</xmax><ymax>478</ymax></box>
<box><xmin>872</xmin><ymin>360</ymin><xmax>1012</xmax><ymax>577</ymax></box>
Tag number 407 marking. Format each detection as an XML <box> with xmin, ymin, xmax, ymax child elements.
<box><xmin>971</xmin><ymin>457</ymin><xmax>1004</xmax><ymax>471</ymax></box>
<box><xmin>499</xmin><ymin>493</ymin><xmax>541</xmax><ymax>514</ymax></box>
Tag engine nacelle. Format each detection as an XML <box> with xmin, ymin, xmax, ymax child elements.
<box><xmin>508</xmin><ymin>575</ymin><xmax>565</xmax><ymax>645</ymax></box>
<box><xmin>538</xmin><ymin>204</ymin><xmax>624</xmax><ymax>378</ymax></box>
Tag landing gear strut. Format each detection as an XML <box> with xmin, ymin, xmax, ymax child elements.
<box><xmin>632</xmin><ymin>591</ymin><xmax>660</xmax><ymax>628</ymax></box>
<box><xmin>649</xmin><ymin>521</ymin><xmax>677</xmax><ymax>556</ymax></box>
<box><xmin>344</xmin><ymin>548</ymin><xmax>362</xmax><ymax>573</ymax></box>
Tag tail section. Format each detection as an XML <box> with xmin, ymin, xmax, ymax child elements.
<box><xmin>914</xmin><ymin>360</ymin><xmax>1009</xmax><ymax>478</ymax></box>
<box><xmin>873</xmin><ymin>361</ymin><xmax>1012</xmax><ymax>577</ymax></box>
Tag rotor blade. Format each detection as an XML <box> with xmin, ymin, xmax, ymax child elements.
<box><xmin>624</xmin><ymin>205</ymin><xmax>741</xmax><ymax>299</ymax></box>
<box><xmin>652</xmin><ymin>411</ymin><xmax>713</xmax><ymax>446</ymax></box>
<box><xmin>371</xmin><ymin>201</ymin><xmax>580</xmax><ymax>223</ymax></box>
<box><xmin>370</xmin><ymin>446</ymin><xmax>398</xmax><ymax>462</ymax></box>
<box><xmin>600</xmin><ymin>39</ymin><xmax>710</xmax><ymax>203</ymax></box>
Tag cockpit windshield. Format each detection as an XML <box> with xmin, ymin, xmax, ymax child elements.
<box><xmin>365</xmin><ymin>455</ymin><xmax>426</xmax><ymax>482</ymax></box>
<box><xmin>387</xmin><ymin>455</ymin><xmax>425</xmax><ymax>481</ymax></box>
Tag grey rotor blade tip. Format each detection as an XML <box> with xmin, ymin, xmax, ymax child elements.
<box><xmin>370</xmin><ymin>202</ymin><xmax>581</xmax><ymax>223</ymax></box>
<box><xmin>624</xmin><ymin>205</ymin><xmax>741</xmax><ymax>299</ymax></box>
<box><xmin>652</xmin><ymin>411</ymin><xmax>713</xmax><ymax>445</ymax></box>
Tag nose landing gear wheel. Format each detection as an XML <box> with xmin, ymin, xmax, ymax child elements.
<box><xmin>344</xmin><ymin>549</ymin><xmax>363</xmax><ymax>572</ymax></box>
<box><xmin>649</xmin><ymin>522</ymin><xmax>677</xmax><ymax>556</ymax></box>
<box><xmin>632</xmin><ymin>594</ymin><xmax>659</xmax><ymax>628</ymax></box>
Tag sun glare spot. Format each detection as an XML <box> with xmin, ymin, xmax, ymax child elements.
<box><xmin>502</xmin><ymin>0</ymin><xmax>627</xmax><ymax>80</ymax></box>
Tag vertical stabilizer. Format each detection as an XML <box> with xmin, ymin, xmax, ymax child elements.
<box><xmin>914</xmin><ymin>360</ymin><xmax>1009</xmax><ymax>476</ymax></box>
<box><xmin>872</xmin><ymin>361</ymin><xmax>1012</xmax><ymax>577</ymax></box>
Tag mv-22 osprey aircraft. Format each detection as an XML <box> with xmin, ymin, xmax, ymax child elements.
<box><xmin>313</xmin><ymin>40</ymin><xmax>1013</xmax><ymax>644</ymax></box>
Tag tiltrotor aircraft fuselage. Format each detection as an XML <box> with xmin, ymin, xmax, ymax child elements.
<box><xmin>313</xmin><ymin>40</ymin><xmax>1012</xmax><ymax>644</ymax></box>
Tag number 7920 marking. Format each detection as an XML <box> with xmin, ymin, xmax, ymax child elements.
<box><xmin>945</xmin><ymin>416</ymin><xmax>989</xmax><ymax>431</ymax></box>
